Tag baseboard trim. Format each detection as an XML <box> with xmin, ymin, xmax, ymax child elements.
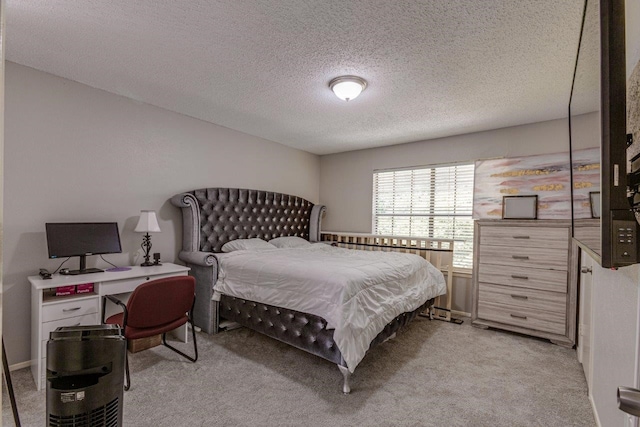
<box><xmin>452</xmin><ymin>310</ymin><xmax>471</xmax><ymax>318</ymax></box>
<box><xmin>589</xmin><ymin>393</ymin><xmax>602</xmax><ymax>427</ymax></box>
<box><xmin>9</xmin><ymin>360</ymin><xmax>31</xmax><ymax>372</ymax></box>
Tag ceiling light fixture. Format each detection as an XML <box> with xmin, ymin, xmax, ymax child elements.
<box><xmin>329</xmin><ymin>76</ymin><xmax>367</xmax><ymax>101</ymax></box>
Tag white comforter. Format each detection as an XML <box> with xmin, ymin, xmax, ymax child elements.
<box><xmin>213</xmin><ymin>244</ymin><xmax>446</xmax><ymax>372</ymax></box>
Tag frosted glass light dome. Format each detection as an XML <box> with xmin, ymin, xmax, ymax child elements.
<box><xmin>329</xmin><ymin>76</ymin><xmax>367</xmax><ymax>101</ymax></box>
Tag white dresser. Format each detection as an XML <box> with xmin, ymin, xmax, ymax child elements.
<box><xmin>29</xmin><ymin>263</ymin><xmax>190</xmax><ymax>390</ymax></box>
<box><xmin>471</xmin><ymin>220</ymin><xmax>577</xmax><ymax>346</ymax></box>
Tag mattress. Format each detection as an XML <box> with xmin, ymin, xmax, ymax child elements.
<box><xmin>213</xmin><ymin>243</ymin><xmax>446</xmax><ymax>372</ymax></box>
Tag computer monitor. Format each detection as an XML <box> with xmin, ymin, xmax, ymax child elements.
<box><xmin>45</xmin><ymin>222</ymin><xmax>122</xmax><ymax>275</ymax></box>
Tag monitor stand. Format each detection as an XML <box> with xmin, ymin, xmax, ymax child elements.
<box><xmin>67</xmin><ymin>268</ymin><xmax>104</xmax><ymax>275</ymax></box>
<box><xmin>68</xmin><ymin>255</ymin><xmax>104</xmax><ymax>275</ymax></box>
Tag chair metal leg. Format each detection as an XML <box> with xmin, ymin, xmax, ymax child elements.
<box><xmin>162</xmin><ymin>319</ymin><xmax>198</xmax><ymax>363</ymax></box>
<box><xmin>124</xmin><ymin>342</ymin><xmax>130</xmax><ymax>391</ymax></box>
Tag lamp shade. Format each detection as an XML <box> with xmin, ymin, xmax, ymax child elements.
<box><xmin>329</xmin><ymin>76</ymin><xmax>367</xmax><ymax>101</ymax></box>
<box><xmin>135</xmin><ymin>210</ymin><xmax>161</xmax><ymax>233</ymax></box>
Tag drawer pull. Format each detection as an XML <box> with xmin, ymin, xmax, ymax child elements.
<box><xmin>510</xmin><ymin>294</ymin><xmax>529</xmax><ymax>300</ymax></box>
<box><xmin>512</xmin><ymin>255</ymin><xmax>530</xmax><ymax>260</ymax></box>
<box><xmin>510</xmin><ymin>314</ymin><xmax>527</xmax><ymax>320</ymax></box>
<box><xmin>62</xmin><ymin>307</ymin><xmax>81</xmax><ymax>313</ymax></box>
<box><xmin>511</xmin><ymin>274</ymin><xmax>529</xmax><ymax>280</ymax></box>
<box><xmin>512</xmin><ymin>235</ymin><xmax>530</xmax><ymax>239</ymax></box>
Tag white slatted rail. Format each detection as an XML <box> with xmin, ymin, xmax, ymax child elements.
<box><xmin>320</xmin><ymin>231</ymin><xmax>455</xmax><ymax>322</ymax></box>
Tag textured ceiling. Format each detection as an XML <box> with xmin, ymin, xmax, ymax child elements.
<box><xmin>6</xmin><ymin>0</ymin><xmax>585</xmax><ymax>155</ymax></box>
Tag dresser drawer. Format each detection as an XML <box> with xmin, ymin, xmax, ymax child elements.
<box><xmin>480</xmin><ymin>226</ymin><xmax>568</xmax><ymax>250</ymax></box>
<box><xmin>477</xmin><ymin>301</ymin><xmax>566</xmax><ymax>335</ymax></box>
<box><xmin>479</xmin><ymin>245</ymin><xmax>568</xmax><ymax>270</ymax></box>
<box><xmin>478</xmin><ymin>263</ymin><xmax>567</xmax><ymax>293</ymax></box>
<box><xmin>42</xmin><ymin>297</ymin><xmax>99</xmax><ymax>323</ymax></box>
<box><xmin>478</xmin><ymin>282</ymin><xmax>567</xmax><ymax>315</ymax></box>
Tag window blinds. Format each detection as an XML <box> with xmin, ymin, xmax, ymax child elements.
<box><xmin>372</xmin><ymin>163</ymin><xmax>475</xmax><ymax>269</ymax></box>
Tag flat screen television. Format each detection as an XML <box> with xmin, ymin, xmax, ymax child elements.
<box><xmin>569</xmin><ymin>0</ymin><xmax>635</xmax><ymax>267</ymax></box>
<box><xmin>46</xmin><ymin>222</ymin><xmax>122</xmax><ymax>275</ymax></box>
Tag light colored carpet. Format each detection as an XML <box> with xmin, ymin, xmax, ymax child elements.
<box><xmin>2</xmin><ymin>317</ymin><xmax>595</xmax><ymax>426</ymax></box>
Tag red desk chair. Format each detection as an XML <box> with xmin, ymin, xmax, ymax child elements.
<box><xmin>102</xmin><ymin>276</ymin><xmax>198</xmax><ymax>390</ymax></box>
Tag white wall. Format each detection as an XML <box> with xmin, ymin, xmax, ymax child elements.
<box><xmin>3</xmin><ymin>62</ymin><xmax>320</xmax><ymax>365</ymax></box>
<box><xmin>588</xmin><ymin>264</ymin><xmax>640</xmax><ymax>426</ymax></box>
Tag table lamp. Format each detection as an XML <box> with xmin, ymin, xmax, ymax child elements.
<box><xmin>135</xmin><ymin>210</ymin><xmax>161</xmax><ymax>267</ymax></box>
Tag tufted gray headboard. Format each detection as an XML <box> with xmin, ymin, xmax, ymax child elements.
<box><xmin>172</xmin><ymin>187</ymin><xmax>325</xmax><ymax>253</ymax></box>
<box><xmin>170</xmin><ymin>188</ymin><xmax>326</xmax><ymax>333</ymax></box>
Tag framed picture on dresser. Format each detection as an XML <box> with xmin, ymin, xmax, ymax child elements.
<box><xmin>502</xmin><ymin>195</ymin><xmax>538</xmax><ymax>219</ymax></box>
<box><xmin>589</xmin><ymin>191</ymin><xmax>601</xmax><ymax>219</ymax></box>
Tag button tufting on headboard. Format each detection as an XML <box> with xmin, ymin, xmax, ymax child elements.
<box><xmin>192</xmin><ymin>188</ymin><xmax>313</xmax><ymax>252</ymax></box>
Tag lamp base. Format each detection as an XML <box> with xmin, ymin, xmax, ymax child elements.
<box><xmin>139</xmin><ymin>233</ymin><xmax>154</xmax><ymax>267</ymax></box>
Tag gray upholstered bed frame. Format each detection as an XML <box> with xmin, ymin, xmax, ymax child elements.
<box><xmin>171</xmin><ymin>188</ymin><xmax>433</xmax><ymax>393</ymax></box>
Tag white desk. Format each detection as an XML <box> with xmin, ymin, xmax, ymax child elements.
<box><xmin>29</xmin><ymin>263</ymin><xmax>190</xmax><ymax>390</ymax></box>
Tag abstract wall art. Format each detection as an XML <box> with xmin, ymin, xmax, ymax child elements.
<box><xmin>473</xmin><ymin>147</ymin><xmax>599</xmax><ymax>220</ymax></box>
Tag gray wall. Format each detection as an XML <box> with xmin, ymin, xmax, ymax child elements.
<box><xmin>3</xmin><ymin>62</ymin><xmax>320</xmax><ymax>365</ymax></box>
<box><xmin>0</xmin><ymin>0</ymin><xmax>5</xmax><ymax>372</ymax></box>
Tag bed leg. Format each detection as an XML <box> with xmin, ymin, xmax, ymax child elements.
<box><xmin>382</xmin><ymin>332</ymin><xmax>397</xmax><ymax>343</ymax></box>
<box><xmin>338</xmin><ymin>365</ymin><xmax>351</xmax><ymax>395</ymax></box>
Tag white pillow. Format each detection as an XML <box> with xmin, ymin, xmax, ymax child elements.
<box><xmin>221</xmin><ymin>238</ymin><xmax>276</xmax><ymax>253</ymax></box>
<box><xmin>269</xmin><ymin>236</ymin><xmax>311</xmax><ymax>249</ymax></box>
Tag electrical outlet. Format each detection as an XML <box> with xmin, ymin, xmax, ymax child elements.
<box><xmin>132</xmin><ymin>248</ymin><xmax>144</xmax><ymax>264</ymax></box>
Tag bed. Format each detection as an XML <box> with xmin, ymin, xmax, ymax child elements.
<box><xmin>170</xmin><ymin>188</ymin><xmax>446</xmax><ymax>393</ymax></box>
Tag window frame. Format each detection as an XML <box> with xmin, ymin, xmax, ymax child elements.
<box><xmin>372</xmin><ymin>161</ymin><xmax>475</xmax><ymax>270</ymax></box>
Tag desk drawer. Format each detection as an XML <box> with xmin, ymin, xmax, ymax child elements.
<box><xmin>477</xmin><ymin>301</ymin><xmax>566</xmax><ymax>335</ymax></box>
<box><xmin>479</xmin><ymin>245</ymin><xmax>568</xmax><ymax>271</ymax></box>
<box><xmin>42</xmin><ymin>297</ymin><xmax>99</xmax><ymax>323</ymax></box>
<box><xmin>480</xmin><ymin>226</ymin><xmax>568</xmax><ymax>249</ymax></box>
<box><xmin>478</xmin><ymin>263</ymin><xmax>567</xmax><ymax>293</ymax></box>
<box><xmin>104</xmin><ymin>273</ymin><xmax>186</xmax><ymax>295</ymax></box>
<box><xmin>478</xmin><ymin>282</ymin><xmax>567</xmax><ymax>315</ymax></box>
<box><xmin>41</xmin><ymin>313</ymin><xmax>99</xmax><ymax>340</ymax></box>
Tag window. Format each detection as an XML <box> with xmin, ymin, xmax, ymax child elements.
<box><xmin>372</xmin><ymin>163</ymin><xmax>475</xmax><ymax>269</ymax></box>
